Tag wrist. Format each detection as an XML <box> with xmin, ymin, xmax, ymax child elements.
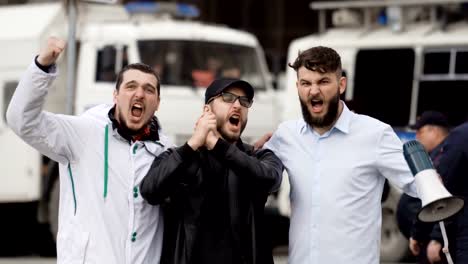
<box><xmin>187</xmin><ymin>137</ymin><xmax>202</xmax><ymax>150</ymax></box>
<box><xmin>35</xmin><ymin>55</ymin><xmax>53</xmax><ymax>73</ymax></box>
<box><xmin>206</xmin><ymin>137</ymin><xmax>218</xmax><ymax>150</ymax></box>
<box><xmin>36</xmin><ymin>55</ymin><xmax>52</xmax><ymax>67</ymax></box>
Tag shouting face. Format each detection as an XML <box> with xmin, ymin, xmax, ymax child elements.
<box><xmin>113</xmin><ymin>69</ymin><xmax>160</xmax><ymax>132</ymax></box>
<box><xmin>209</xmin><ymin>87</ymin><xmax>250</xmax><ymax>143</ymax></box>
<box><xmin>296</xmin><ymin>66</ymin><xmax>346</xmax><ymax>133</ymax></box>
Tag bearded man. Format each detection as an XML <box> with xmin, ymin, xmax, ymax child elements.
<box><xmin>263</xmin><ymin>46</ymin><xmax>419</xmax><ymax>264</ymax></box>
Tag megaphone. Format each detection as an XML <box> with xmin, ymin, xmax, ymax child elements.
<box><xmin>403</xmin><ymin>140</ymin><xmax>464</xmax><ymax>222</ymax></box>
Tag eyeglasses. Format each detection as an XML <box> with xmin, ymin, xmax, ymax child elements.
<box><xmin>207</xmin><ymin>91</ymin><xmax>253</xmax><ymax>108</ymax></box>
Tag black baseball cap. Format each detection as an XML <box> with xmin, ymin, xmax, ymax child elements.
<box><xmin>410</xmin><ymin>111</ymin><xmax>450</xmax><ymax>130</ymax></box>
<box><xmin>204</xmin><ymin>78</ymin><xmax>254</xmax><ymax>104</ymax></box>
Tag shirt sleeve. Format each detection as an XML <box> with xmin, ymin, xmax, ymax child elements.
<box><xmin>6</xmin><ymin>61</ymin><xmax>82</xmax><ymax>164</ymax></box>
<box><xmin>376</xmin><ymin>125</ymin><xmax>418</xmax><ymax>197</ymax></box>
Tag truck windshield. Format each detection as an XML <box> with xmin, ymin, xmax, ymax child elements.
<box><xmin>138</xmin><ymin>40</ymin><xmax>266</xmax><ymax>90</ymax></box>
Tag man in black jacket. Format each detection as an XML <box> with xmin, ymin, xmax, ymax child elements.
<box><xmin>431</xmin><ymin>121</ymin><xmax>468</xmax><ymax>263</ymax></box>
<box><xmin>140</xmin><ymin>78</ymin><xmax>283</xmax><ymax>264</ymax></box>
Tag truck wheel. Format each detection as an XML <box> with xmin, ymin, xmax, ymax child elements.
<box><xmin>380</xmin><ymin>184</ymin><xmax>409</xmax><ymax>261</ymax></box>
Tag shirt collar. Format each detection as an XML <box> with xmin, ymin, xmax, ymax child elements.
<box><xmin>334</xmin><ymin>102</ymin><xmax>352</xmax><ymax>134</ymax></box>
<box><xmin>299</xmin><ymin>101</ymin><xmax>352</xmax><ymax>135</ymax></box>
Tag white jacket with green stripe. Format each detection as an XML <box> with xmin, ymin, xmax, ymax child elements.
<box><xmin>7</xmin><ymin>61</ymin><xmax>173</xmax><ymax>264</ymax></box>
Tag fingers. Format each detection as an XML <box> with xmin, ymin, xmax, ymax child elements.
<box><xmin>37</xmin><ymin>36</ymin><xmax>66</xmax><ymax>66</ymax></box>
<box><xmin>189</xmin><ymin>110</ymin><xmax>217</xmax><ymax>150</ymax></box>
<box><xmin>253</xmin><ymin>132</ymin><xmax>273</xmax><ymax>150</ymax></box>
<box><xmin>427</xmin><ymin>240</ymin><xmax>442</xmax><ymax>263</ymax></box>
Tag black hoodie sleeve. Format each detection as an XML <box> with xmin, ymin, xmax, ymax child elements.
<box><xmin>140</xmin><ymin>143</ymin><xmax>198</xmax><ymax>205</ymax></box>
<box><xmin>210</xmin><ymin>139</ymin><xmax>284</xmax><ymax>193</ymax></box>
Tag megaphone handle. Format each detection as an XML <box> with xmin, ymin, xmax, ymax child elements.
<box><xmin>439</xmin><ymin>221</ymin><xmax>454</xmax><ymax>264</ymax></box>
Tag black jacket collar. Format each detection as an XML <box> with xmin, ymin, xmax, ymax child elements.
<box><xmin>108</xmin><ymin>105</ymin><xmax>160</xmax><ymax>143</ymax></box>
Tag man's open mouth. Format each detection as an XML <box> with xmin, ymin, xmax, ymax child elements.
<box><xmin>131</xmin><ymin>103</ymin><xmax>143</xmax><ymax>117</ymax></box>
<box><xmin>310</xmin><ymin>99</ymin><xmax>324</xmax><ymax>112</ymax></box>
<box><xmin>229</xmin><ymin>114</ymin><xmax>240</xmax><ymax>126</ymax></box>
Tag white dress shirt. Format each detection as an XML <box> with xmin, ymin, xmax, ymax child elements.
<box><xmin>7</xmin><ymin>62</ymin><xmax>172</xmax><ymax>264</ymax></box>
<box><xmin>265</xmin><ymin>103</ymin><xmax>418</xmax><ymax>264</ymax></box>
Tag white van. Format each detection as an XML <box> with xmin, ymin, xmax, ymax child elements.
<box><xmin>281</xmin><ymin>0</ymin><xmax>468</xmax><ymax>261</ymax></box>
<box><xmin>0</xmin><ymin>1</ymin><xmax>279</xmax><ymax>243</ymax></box>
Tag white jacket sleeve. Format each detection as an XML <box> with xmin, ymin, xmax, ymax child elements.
<box><xmin>6</xmin><ymin>61</ymin><xmax>81</xmax><ymax>164</ymax></box>
<box><xmin>376</xmin><ymin>125</ymin><xmax>418</xmax><ymax>198</ymax></box>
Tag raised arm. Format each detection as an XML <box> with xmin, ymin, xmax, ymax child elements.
<box><xmin>6</xmin><ymin>37</ymin><xmax>81</xmax><ymax>164</ymax></box>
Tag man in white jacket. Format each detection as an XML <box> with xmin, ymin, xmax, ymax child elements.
<box><xmin>6</xmin><ymin>37</ymin><xmax>172</xmax><ymax>264</ymax></box>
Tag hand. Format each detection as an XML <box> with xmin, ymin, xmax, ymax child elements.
<box><xmin>204</xmin><ymin>105</ymin><xmax>219</xmax><ymax>150</ymax></box>
<box><xmin>37</xmin><ymin>36</ymin><xmax>66</xmax><ymax>66</ymax></box>
<box><xmin>427</xmin><ymin>240</ymin><xmax>442</xmax><ymax>264</ymax></box>
<box><xmin>187</xmin><ymin>106</ymin><xmax>216</xmax><ymax>150</ymax></box>
<box><xmin>409</xmin><ymin>237</ymin><xmax>420</xmax><ymax>256</ymax></box>
<box><xmin>253</xmin><ymin>132</ymin><xmax>273</xmax><ymax>150</ymax></box>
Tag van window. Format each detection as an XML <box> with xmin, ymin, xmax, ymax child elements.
<box><xmin>423</xmin><ymin>52</ymin><xmax>450</xmax><ymax>74</ymax></box>
<box><xmin>353</xmin><ymin>49</ymin><xmax>415</xmax><ymax>127</ymax></box>
<box><xmin>95</xmin><ymin>45</ymin><xmax>128</xmax><ymax>82</ymax></box>
<box><xmin>422</xmin><ymin>48</ymin><xmax>468</xmax><ymax>78</ymax></box>
<box><xmin>2</xmin><ymin>81</ymin><xmax>18</xmax><ymax>123</ymax></box>
<box><xmin>138</xmin><ymin>40</ymin><xmax>266</xmax><ymax>90</ymax></box>
<box><xmin>418</xmin><ymin>80</ymin><xmax>468</xmax><ymax>126</ymax></box>
<box><xmin>455</xmin><ymin>51</ymin><xmax>468</xmax><ymax>74</ymax></box>
<box><xmin>418</xmin><ymin>48</ymin><xmax>468</xmax><ymax>126</ymax></box>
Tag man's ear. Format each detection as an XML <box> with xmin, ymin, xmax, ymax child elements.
<box><xmin>204</xmin><ymin>104</ymin><xmax>212</xmax><ymax>113</ymax></box>
<box><xmin>339</xmin><ymin>76</ymin><xmax>347</xmax><ymax>95</ymax></box>
<box><xmin>113</xmin><ymin>89</ymin><xmax>118</xmax><ymax>104</ymax></box>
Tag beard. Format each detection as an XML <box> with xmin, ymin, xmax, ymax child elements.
<box><xmin>300</xmin><ymin>90</ymin><xmax>340</xmax><ymax>128</ymax></box>
<box><xmin>216</xmin><ymin>116</ymin><xmax>247</xmax><ymax>143</ymax></box>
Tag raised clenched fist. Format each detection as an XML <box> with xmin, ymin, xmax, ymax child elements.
<box><xmin>37</xmin><ymin>36</ymin><xmax>66</xmax><ymax>67</ymax></box>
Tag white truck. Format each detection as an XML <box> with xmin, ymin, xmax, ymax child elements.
<box><xmin>0</xmin><ymin>1</ymin><xmax>279</xmax><ymax>249</ymax></box>
<box><xmin>281</xmin><ymin>0</ymin><xmax>468</xmax><ymax>261</ymax></box>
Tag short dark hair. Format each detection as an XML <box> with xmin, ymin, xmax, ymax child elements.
<box><xmin>115</xmin><ymin>63</ymin><xmax>161</xmax><ymax>95</ymax></box>
<box><xmin>288</xmin><ymin>46</ymin><xmax>342</xmax><ymax>77</ymax></box>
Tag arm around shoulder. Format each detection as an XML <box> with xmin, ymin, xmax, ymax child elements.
<box><xmin>211</xmin><ymin>139</ymin><xmax>283</xmax><ymax>193</ymax></box>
